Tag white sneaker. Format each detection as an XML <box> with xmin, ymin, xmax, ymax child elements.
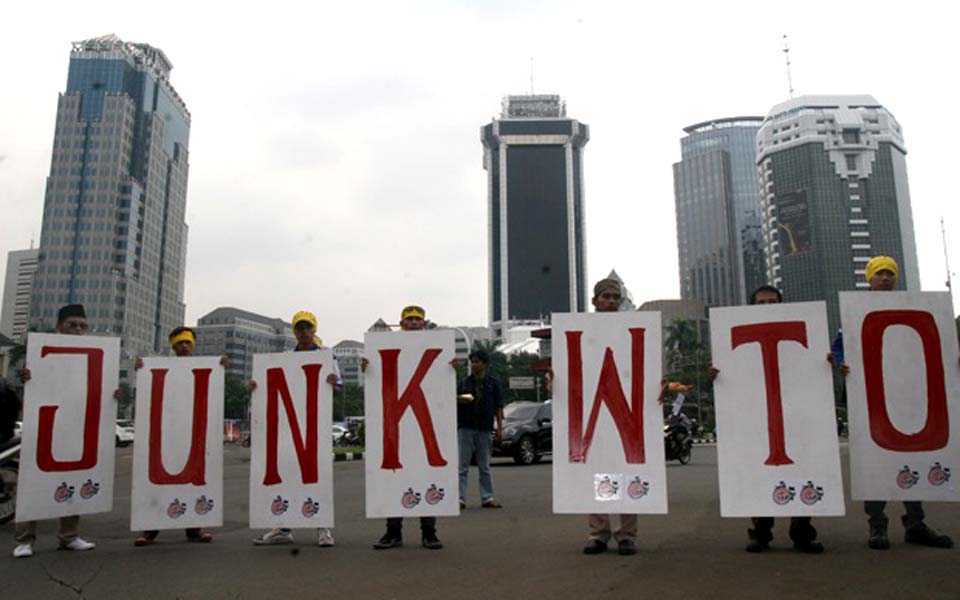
<box><xmin>252</xmin><ymin>528</ymin><xmax>294</xmax><ymax>545</ymax></box>
<box><xmin>13</xmin><ymin>543</ymin><xmax>33</xmax><ymax>558</ymax></box>
<box><xmin>317</xmin><ymin>528</ymin><xmax>335</xmax><ymax>547</ymax></box>
<box><xmin>60</xmin><ymin>538</ymin><xmax>95</xmax><ymax>551</ymax></box>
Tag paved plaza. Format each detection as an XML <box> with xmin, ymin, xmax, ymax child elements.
<box><xmin>1</xmin><ymin>444</ymin><xmax>958</xmax><ymax>599</ymax></box>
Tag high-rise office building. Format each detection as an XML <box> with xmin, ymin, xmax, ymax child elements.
<box><xmin>481</xmin><ymin>94</ymin><xmax>589</xmax><ymax>337</ymax></box>
<box><xmin>30</xmin><ymin>34</ymin><xmax>191</xmax><ymax>356</ymax></box>
<box><xmin>1</xmin><ymin>249</ymin><xmax>40</xmax><ymax>342</ymax></box>
<box><xmin>193</xmin><ymin>307</ymin><xmax>296</xmax><ymax>381</ymax></box>
<box><xmin>673</xmin><ymin>117</ymin><xmax>766</xmax><ymax>307</ymax></box>
<box><xmin>757</xmin><ymin>95</ymin><xmax>920</xmax><ymax>332</ymax></box>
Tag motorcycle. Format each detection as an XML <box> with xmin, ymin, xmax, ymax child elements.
<box><xmin>0</xmin><ymin>436</ymin><xmax>20</xmax><ymax>525</ymax></box>
<box><xmin>664</xmin><ymin>413</ymin><xmax>695</xmax><ymax>465</ymax></box>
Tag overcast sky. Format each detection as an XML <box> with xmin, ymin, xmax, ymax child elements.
<box><xmin>1</xmin><ymin>1</ymin><xmax>957</xmax><ymax>344</ymax></box>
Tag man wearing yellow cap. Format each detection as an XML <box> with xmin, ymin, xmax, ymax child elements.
<box><xmin>251</xmin><ymin>310</ymin><xmax>343</xmax><ymax>547</ymax></box>
<box><xmin>133</xmin><ymin>326</ymin><xmax>226</xmax><ymax>547</ymax></box>
<box><xmin>582</xmin><ymin>278</ymin><xmax>640</xmax><ymax>556</ymax></box>
<box><xmin>367</xmin><ymin>305</ymin><xmax>452</xmax><ymax>550</ymax></box>
<box><xmin>830</xmin><ymin>256</ymin><xmax>954</xmax><ymax>550</ymax></box>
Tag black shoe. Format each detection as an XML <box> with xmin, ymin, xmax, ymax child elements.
<box><xmin>745</xmin><ymin>540</ymin><xmax>769</xmax><ymax>553</ymax></box>
<box><xmin>421</xmin><ymin>534</ymin><xmax>443</xmax><ymax>550</ymax></box>
<box><xmin>583</xmin><ymin>539</ymin><xmax>607</xmax><ymax>555</ymax></box>
<box><xmin>905</xmin><ymin>524</ymin><xmax>953</xmax><ymax>549</ymax></box>
<box><xmin>868</xmin><ymin>523</ymin><xmax>890</xmax><ymax>550</ymax></box>
<box><xmin>793</xmin><ymin>541</ymin><xmax>824</xmax><ymax>554</ymax></box>
<box><xmin>373</xmin><ymin>533</ymin><xmax>402</xmax><ymax>549</ymax></box>
<box><xmin>617</xmin><ymin>539</ymin><xmax>637</xmax><ymax>555</ymax></box>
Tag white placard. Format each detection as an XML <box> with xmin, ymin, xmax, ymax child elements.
<box><xmin>551</xmin><ymin>312</ymin><xmax>667</xmax><ymax>514</ymax></box>
<box><xmin>840</xmin><ymin>291</ymin><xmax>960</xmax><ymax>501</ymax></box>
<box><xmin>16</xmin><ymin>333</ymin><xmax>119</xmax><ymax>521</ymax></box>
<box><xmin>364</xmin><ymin>330</ymin><xmax>458</xmax><ymax>518</ymax></box>
<box><xmin>711</xmin><ymin>302</ymin><xmax>845</xmax><ymax>517</ymax></box>
<box><xmin>249</xmin><ymin>350</ymin><xmax>335</xmax><ymax>528</ymax></box>
<box><xmin>131</xmin><ymin>357</ymin><xmax>224</xmax><ymax>530</ymax></box>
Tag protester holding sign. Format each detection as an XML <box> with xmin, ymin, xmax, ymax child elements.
<box><xmin>251</xmin><ymin>311</ymin><xmax>342</xmax><ymax>547</ymax></box>
<box><xmin>709</xmin><ymin>285</ymin><xmax>826</xmax><ymax>554</ymax></box>
<box><xmin>132</xmin><ymin>326</ymin><xmax>226</xmax><ymax>547</ymax></box>
<box><xmin>832</xmin><ymin>256</ymin><xmax>954</xmax><ymax>550</ymax></box>
<box><xmin>582</xmin><ymin>278</ymin><xmax>639</xmax><ymax>556</ymax></box>
<box><xmin>366</xmin><ymin>305</ymin><xmax>457</xmax><ymax>550</ymax></box>
<box><xmin>13</xmin><ymin>304</ymin><xmax>102</xmax><ymax>558</ymax></box>
<box><xmin>457</xmin><ymin>349</ymin><xmax>504</xmax><ymax>509</ymax></box>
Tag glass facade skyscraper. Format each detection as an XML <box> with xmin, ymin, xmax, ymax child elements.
<box><xmin>30</xmin><ymin>35</ymin><xmax>191</xmax><ymax>357</ymax></box>
<box><xmin>673</xmin><ymin>117</ymin><xmax>766</xmax><ymax>307</ymax></box>
<box><xmin>756</xmin><ymin>95</ymin><xmax>920</xmax><ymax>334</ymax></box>
<box><xmin>481</xmin><ymin>95</ymin><xmax>589</xmax><ymax>337</ymax></box>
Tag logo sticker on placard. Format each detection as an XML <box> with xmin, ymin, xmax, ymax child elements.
<box><xmin>167</xmin><ymin>499</ymin><xmax>187</xmax><ymax>518</ymax></box>
<box><xmin>928</xmin><ymin>463</ymin><xmax>951</xmax><ymax>487</ymax></box>
<box><xmin>195</xmin><ymin>495</ymin><xmax>214</xmax><ymax>515</ymax></box>
<box><xmin>270</xmin><ymin>495</ymin><xmax>289</xmax><ymax>515</ymax></box>
<box><xmin>53</xmin><ymin>482</ymin><xmax>74</xmax><ymax>503</ymax></box>
<box><xmin>424</xmin><ymin>484</ymin><xmax>445</xmax><ymax>505</ymax></box>
<box><xmin>771</xmin><ymin>481</ymin><xmax>795</xmax><ymax>505</ymax></box>
<box><xmin>301</xmin><ymin>497</ymin><xmax>320</xmax><ymax>518</ymax></box>
<box><xmin>896</xmin><ymin>466</ymin><xmax>920</xmax><ymax>489</ymax></box>
<box><xmin>594</xmin><ymin>474</ymin><xmax>621</xmax><ymax>501</ymax></box>
<box><xmin>401</xmin><ymin>488</ymin><xmax>422</xmax><ymax>509</ymax></box>
<box><xmin>627</xmin><ymin>477</ymin><xmax>650</xmax><ymax>500</ymax></box>
<box><xmin>79</xmin><ymin>479</ymin><xmax>100</xmax><ymax>499</ymax></box>
<box><xmin>799</xmin><ymin>481</ymin><xmax>824</xmax><ymax>505</ymax></box>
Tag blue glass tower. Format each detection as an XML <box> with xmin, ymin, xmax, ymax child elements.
<box><xmin>31</xmin><ymin>35</ymin><xmax>191</xmax><ymax>357</ymax></box>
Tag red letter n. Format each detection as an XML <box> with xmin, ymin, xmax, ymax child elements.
<box><xmin>731</xmin><ymin>321</ymin><xmax>807</xmax><ymax>466</ymax></box>
<box><xmin>262</xmin><ymin>364</ymin><xmax>323</xmax><ymax>485</ymax></box>
<box><xmin>148</xmin><ymin>368</ymin><xmax>212</xmax><ymax>485</ymax></box>
<box><xmin>566</xmin><ymin>328</ymin><xmax>646</xmax><ymax>464</ymax></box>
<box><xmin>380</xmin><ymin>348</ymin><xmax>447</xmax><ymax>470</ymax></box>
<box><xmin>862</xmin><ymin>310</ymin><xmax>948</xmax><ymax>451</ymax></box>
<box><xmin>36</xmin><ymin>346</ymin><xmax>104</xmax><ymax>472</ymax></box>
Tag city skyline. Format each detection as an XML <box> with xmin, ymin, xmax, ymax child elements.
<box><xmin>1</xmin><ymin>3</ymin><xmax>957</xmax><ymax>346</ymax></box>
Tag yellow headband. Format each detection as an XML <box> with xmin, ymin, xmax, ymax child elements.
<box><xmin>865</xmin><ymin>256</ymin><xmax>898</xmax><ymax>282</ymax></box>
<box><xmin>401</xmin><ymin>305</ymin><xmax>426</xmax><ymax>320</ymax></box>
<box><xmin>170</xmin><ymin>330</ymin><xmax>196</xmax><ymax>347</ymax></box>
<box><xmin>292</xmin><ymin>310</ymin><xmax>317</xmax><ymax>332</ymax></box>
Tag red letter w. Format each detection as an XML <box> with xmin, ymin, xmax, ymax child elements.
<box><xmin>567</xmin><ymin>329</ymin><xmax>646</xmax><ymax>464</ymax></box>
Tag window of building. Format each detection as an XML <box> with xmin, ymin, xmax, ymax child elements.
<box><xmin>845</xmin><ymin>154</ymin><xmax>858</xmax><ymax>171</ymax></box>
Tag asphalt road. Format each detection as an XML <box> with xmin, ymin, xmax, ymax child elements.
<box><xmin>1</xmin><ymin>444</ymin><xmax>958</xmax><ymax>599</ymax></box>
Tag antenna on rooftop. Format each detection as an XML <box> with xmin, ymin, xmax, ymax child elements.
<box><xmin>782</xmin><ymin>34</ymin><xmax>795</xmax><ymax>98</ymax></box>
<box><xmin>942</xmin><ymin>217</ymin><xmax>954</xmax><ymax>293</ymax></box>
<box><xmin>530</xmin><ymin>56</ymin><xmax>535</xmax><ymax>94</ymax></box>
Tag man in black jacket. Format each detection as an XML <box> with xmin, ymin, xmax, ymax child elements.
<box><xmin>457</xmin><ymin>350</ymin><xmax>503</xmax><ymax>509</ymax></box>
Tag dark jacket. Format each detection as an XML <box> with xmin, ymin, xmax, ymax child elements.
<box><xmin>457</xmin><ymin>374</ymin><xmax>503</xmax><ymax>431</ymax></box>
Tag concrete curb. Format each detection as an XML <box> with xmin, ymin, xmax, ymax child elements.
<box><xmin>334</xmin><ymin>452</ymin><xmax>364</xmax><ymax>462</ymax></box>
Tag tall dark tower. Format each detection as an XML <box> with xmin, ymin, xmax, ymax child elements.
<box><xmin>481</xmin><ymin>95</ymin><xmax>589</xmax><ymax>337</ymax></box>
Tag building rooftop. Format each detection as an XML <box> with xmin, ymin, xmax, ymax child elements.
<box><xmin>682</xmin><ymin>116</ymin><xmax>763</xmax><ymax>134</ymax></box>
<box><xmin>501</xmin><ymin>94</ymin><xmax>566</xmax><ymax>119</ymax></box>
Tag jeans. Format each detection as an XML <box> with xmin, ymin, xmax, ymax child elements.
<box><xmin>588</xmin><ymin>514</ymin><xmax>637</xmax><ymax>543</ymax></box>
<box><xmin>749</xmin><ymin>517</ymin><xmax>817</xmax><ymax>545</ymax></box>
<box><xmin>864</xmin><ymin>501</ymin><xmax>925</xmax><ymax>529</ymax></box>
<box><xmin>458</xmin><ymin>428</ymin><xmax>494</xmax><ymax>502</ymax></box>
<box><xmin>386</xmin><ymin>517</ymin><xmax>436</xmax><ymax>537</ymax></box>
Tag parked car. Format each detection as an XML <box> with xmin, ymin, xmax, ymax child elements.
<box><xmin>494</xmin><ymin>401</ymin><xmax>552</xmax><ymax>465</ymax></box>
<box><xmin>116</xmin><ymin>421</ymin><xmax>135</xmax><ymax>447</ymax></box>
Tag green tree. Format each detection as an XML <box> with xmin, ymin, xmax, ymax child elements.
<box><xmin>336</xmin><ymin>383</ymin><xmax>364</xmax><ymax>422</ymax></box>
<box><xmin>224</xmin><ymin>376</ymin><xmax>251</xmax><ymax>419</ymax></box>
